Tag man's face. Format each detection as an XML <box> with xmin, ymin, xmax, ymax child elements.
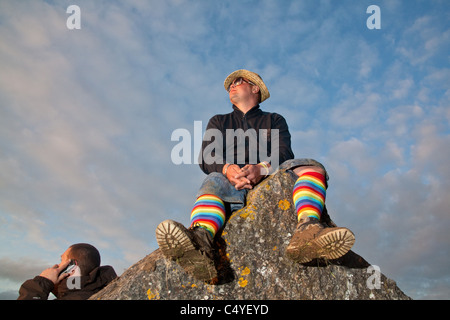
<box><xmin>60</xmin><ymin>247</ymin><xmax>81</xmax><ymax>276</ymax></box>
<box><xmin>228</xmin><ymin>77</ymin><xmax>256</xmax><ymax>104</ymax></box>
<box><xmin>60</xmin><ymin>247</ymin><xmax>72</xmax><ymax>264</ymax></box>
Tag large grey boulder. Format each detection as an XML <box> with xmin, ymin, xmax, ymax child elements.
<box><xmin>90</xmin><ymin>170</ymin><xmax>411</xmax><ymax>300</ymax></box>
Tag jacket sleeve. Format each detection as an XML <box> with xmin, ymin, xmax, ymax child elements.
<box><xmin>17</xmin><ymin>276</ymin><xmax>54</xmax><ymax>300</ymax></box>
<box><xmin>198</xmin><ymin>116</ymin><xmax>226</xmax><ymax>175</ymax></box>
<box><xmin>271</xmin><ymin>113</ymin><xmax>294</xmax><ymax>167</ymax></box>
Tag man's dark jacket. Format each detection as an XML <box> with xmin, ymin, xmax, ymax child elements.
<box><xmin>17</xmin><ymin>265</ymin><xmax>117</xmax><ymax>300</ymax></box>
<box><xmin>199</xmin><ymin>105</ymin><xmax>294</xmax><ymax>174</ymax></box>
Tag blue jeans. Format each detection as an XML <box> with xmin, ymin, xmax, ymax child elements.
<box><xmin>196</xmin><ymin>159</ymin><xmax>328</xmax><ymax>213</ymax></box>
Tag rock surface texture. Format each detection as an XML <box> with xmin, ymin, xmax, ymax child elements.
<box><xmin>90</xmin><ymin>170</ymin><xmax>411</xmax><ymax>300</ymax></box>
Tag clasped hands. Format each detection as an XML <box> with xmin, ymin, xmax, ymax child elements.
<box><xmin>223</xmin><ymin>163</ymin><xmax>270</xmax><ymax>190</ymax></box>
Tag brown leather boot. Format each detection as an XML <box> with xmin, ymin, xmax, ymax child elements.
<box><xmin>156</xmin><ymin>219</ymin><xmax>217</xmax><ymax>281</ymax></box>
<box><xmin>286</xmin><ymin>218</ymin><xmax>355</xmax><ymax>263</ymax></box>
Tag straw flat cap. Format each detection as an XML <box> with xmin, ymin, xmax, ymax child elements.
<box><xmin>224</xmin><ymin>69</ymin><xmax>270</xmax><ymax>103</ymax></box>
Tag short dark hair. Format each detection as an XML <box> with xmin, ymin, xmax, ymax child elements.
<box><xmin>68</xmin><ymin>243</ymin><xmax>101</xmax><ymax>276</ymax></box>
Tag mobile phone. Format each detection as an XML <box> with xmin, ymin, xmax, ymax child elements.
<box><xmin>60</xmin><ymin>259</ymin><xmax>77</xmax><ymax>275</ymax></box>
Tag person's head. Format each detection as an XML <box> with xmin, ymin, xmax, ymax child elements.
<box><xmin>61</xmin><ymin>243</ymin><xmax>101</xmax><ymax>276</ymax></box>
<box><xmin>224</xmin><ymin>69</ymin><xmax>270</xmax><ymax>105</ymax></box>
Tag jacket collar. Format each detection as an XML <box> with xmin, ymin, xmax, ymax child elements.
<box><xmin>54</xmin><ymin>265</ymin><xmax>117</xmax><ymax>298</ymax></box>
<box><xmin>232</xmin><ymin>104</ymin><xmax>261</xmax><ymax>118</ymax></box>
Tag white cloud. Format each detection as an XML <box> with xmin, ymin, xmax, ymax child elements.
<box><xmin>386</xmin><ymin>104</ymin><xmax>424</xmax><ymax>137</ymax></box>
<box><xmin>396</xmin><ymin>14</ymin><xmax>450</xmax><ymax>66</ymax></box>
<box><xmin>329</xmin><ymin>89</ymin><xmax>382</xmax><ymax>129</ymax></box>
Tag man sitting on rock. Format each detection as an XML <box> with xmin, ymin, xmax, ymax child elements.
<box><xmin>156</xmin><ymin>69</ymin><xmax>355</xmax><ymax>281</ymax></box>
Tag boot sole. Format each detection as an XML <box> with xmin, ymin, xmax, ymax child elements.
<box><xmin>286</xmin><ymin>227</ymin><xmax>355</xmax><ymax>263</ymax></box>
<box><xmin>155</xmin><ymin>219</ymin><xmax>217</xmax><ymax>281</ymax></box>
<box><xmin>315</xmin><ymin>228</ymin><xmax>355</xmax><ymax>260</ymax></box>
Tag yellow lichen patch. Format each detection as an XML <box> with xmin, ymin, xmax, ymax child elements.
<box><xmin>241</xmin><ymin>267</ymin><xmax>250</xmax><ymax>276</ymax></box>
<box><xmin>239</xmin><ymin>211</ymin><xmax>250</xmax><ymax>219</ymax></box>
<box><xmin>238</xmin><ymin>277</ymin><xmax>248</xmax><ymax>287</ymax></box>
<box><xmin>278</xmin><ymin>199</ymin><xmax>291</xmax><ymax>210</ymax></box>
<box><xmin>147</xmin><ymin>288</ymin><xmax>160</xmax><ymax>300</ymax></box>
<box><xmin>182</xmin><ymin>281</ymin><xmax>198</xmax><ymax>289</ymax></box>
<box><xmin>228</xmin><ymin>210</ymin><xmax>239</xmax><ymax>221</ymax></box>
<box><xmin>237</xmin><ymin>266</ymin><xmax>250</xmax><ymax>288</ymax></box>
<box><xmin>273</xmin><ymin>246</ymin><xmax>277</xmax><ymax>251</ymax></box>
<box><xmin>239</xmin><ymin>205</ymin><xmax>256</xmax><ymax>220</ymax></box>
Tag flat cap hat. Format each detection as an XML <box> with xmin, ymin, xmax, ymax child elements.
<box><xmin>224</xmin><ymin>69</ymin><xmax>270</xmax><ymax>103</ymax></box>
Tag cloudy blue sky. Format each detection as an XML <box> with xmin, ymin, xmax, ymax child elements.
<box><xmin>0</xmin><ymin>0</ymin><xmax>449</xmax><ymax>299</ymax></box>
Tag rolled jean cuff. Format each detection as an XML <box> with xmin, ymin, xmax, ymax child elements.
<box><xmin>278</xmin><ymin>158</ymin><xmax>329</xmax><ymax>181</ymax></box>
<box><xmin>196</xmin><ymin>172</ymin><xmax>248</xmax><ymax>212</ymax></box>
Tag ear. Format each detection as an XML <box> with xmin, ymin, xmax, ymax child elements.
<box><xmin>252</xmin><ymin>86</ymin><xmax>260</xmax><ymax>94</ymax></box>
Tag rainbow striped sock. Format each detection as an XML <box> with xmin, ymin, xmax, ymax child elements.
<box><xmin>293</xmin><ymin>171</ymin><xmax>326</xmax><ymax>222</ymax></box>
<box><xmin>189</xmin><ymin>194</ymin><xmax>226</xmax><ymax>238</ymax></box>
